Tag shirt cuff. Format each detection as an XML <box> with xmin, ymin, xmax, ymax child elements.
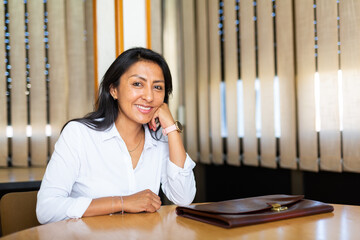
<box><xmin>167</xmin><ymin>153</ymin><xmax>196</xmax><ymax>181</ymax></box>
<box><xmin>66</xmin><ymin>197</ymin><xmax>92</xmax><ymax>219</ymax></box>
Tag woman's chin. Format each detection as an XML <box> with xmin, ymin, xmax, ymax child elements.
<box><xmin>135</xmin><ymin>118</ymin><xmax>152</xmax><ymax>125</ymax></box>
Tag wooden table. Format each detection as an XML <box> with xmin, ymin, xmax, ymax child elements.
<box><xmin>1</xmin><ymin>204</ymin><xmax>359</xmax><ymax>240</ymax></box>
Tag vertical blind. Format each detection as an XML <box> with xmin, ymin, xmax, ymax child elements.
<box><xmin>295</xmin><ymin>0</ymin><xmax>317</xmax><ymax>171</ymax></box>
<box><xmin>0</xmin><ymin>1</ymin><xmax>6</xmax><ymax>164</ymax></box>
<box><xmin>275</xmin><ymin>0</ymin><xmax>297</xmax><ymax>169</ymax></box>
<box><xmin>0</xmin><ymin>0</ymin><xmax>94</xmax><ymax>167</ymax></box>
<box><xmin>339</xmin><ymin>0</ymin><xmax>360</xmax><ymax>172</ymax></box>
<box><xmin>223</xmin><ymin>0</ymin><xmax>240</xmax><ymax>166</ymax></box>
<box><xmin>208</xmin><ymin>0</ymin><xmax>223</xmax><ymax>165</ymax></box>
<box><xmin>8</xmin><ymin>0</ymin><xmax>28</xmax><ymax>166</ymax></box>
<box><xmin>175</xmin><ymin>0</ymin><xmax>360</xmax><ymax>173</ymax></box>
<box><xmin>181</xmin><ymin>0</ymin><xmax>198</xmax><ymax>160</ymax></box>
<box><xmin>195</xmin><ymin>0</ymin><xmax>209</xmax><ymax>165</ymax></box>
<box><xmin>240</xmin><ymin>0</ymin><xmax>258</xmax><ymax>167</ymax></box>
<box><xmin>28</xmin><ymin>0</ymin><xmax>47</xmax><ymax>166</ymax></box>
<box><xmin>3</xmin><ymin>0</ymin><xmax>360</xmax><ymax>174</ymax></box>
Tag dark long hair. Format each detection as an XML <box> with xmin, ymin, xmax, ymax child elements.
<box><xmin>63</xmin><ymin>47</ymin><xmax>173</xmax><ymax>137</ymax></box>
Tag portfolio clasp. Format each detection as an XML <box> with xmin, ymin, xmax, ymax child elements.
<box><xmin>271</xmin><ymin>203</ymin><xmax>288</xmax><ymax>212</ymax></box>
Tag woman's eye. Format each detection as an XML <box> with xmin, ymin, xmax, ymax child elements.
<box><xmin>133</xmin><ymin>82</ymin><xmax>142</xmax><ymax>87</ymax></box>
<box><xmin>154</xmin><ymin>85</ymin><xmax>163</xmax><ymax>90</ymax></box>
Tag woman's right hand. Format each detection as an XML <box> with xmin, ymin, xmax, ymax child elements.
<box><xmin>123</xmin><ymin>189</ymin><xmax>162</xmax><ymax>213</ymax></box>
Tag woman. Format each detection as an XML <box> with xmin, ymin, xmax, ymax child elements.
<box><xmin>36</xmin><ymin>47</ymin><xmax>196</xmax><ymax>224</ymax></box>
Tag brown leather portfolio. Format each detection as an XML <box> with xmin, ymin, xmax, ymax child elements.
<box><xmin>176</xmin><ymin>194</ymin><xmax>334</xmax><ymax>228</ymax></box>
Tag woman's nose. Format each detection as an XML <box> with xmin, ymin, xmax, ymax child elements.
<box><xmin>142</xmin><ymin>87</ymin><xmax>154</xmax><ymax>102</ymax></box>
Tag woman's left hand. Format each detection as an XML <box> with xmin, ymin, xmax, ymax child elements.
<box><xmin>148</xmin><ymin>103</ymin><xmax>175</xmax><ymax>131</ymax></box>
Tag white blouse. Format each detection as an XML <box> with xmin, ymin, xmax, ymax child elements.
<box><xmin>36</xmin><ymin>121</ymin><xmax>196</xmax><ymax>224</ymax></box>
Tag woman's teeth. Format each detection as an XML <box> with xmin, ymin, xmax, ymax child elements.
<box><xmin>136</xmin><ymin>105</ymin><xmax>151</xmax><ymax>110</ymax></box>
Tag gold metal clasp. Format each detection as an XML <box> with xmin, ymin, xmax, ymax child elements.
<box><xmin>271</xmin><ymin>203</ymin><xmax>288</xmax><ymax>212</ymax></box>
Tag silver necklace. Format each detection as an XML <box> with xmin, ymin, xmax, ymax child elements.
<box><xmin>128</xmin><ymin>136</ymin><xmax>142</xmax><ymax>153</ymax></box>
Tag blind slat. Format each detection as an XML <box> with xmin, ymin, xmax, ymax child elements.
<box><xmin>257</xmin><ymin>0</ymin><xmax>276</xmax><ymax>168</ymax></box>
<box><xmin>28</xmin><ymin>0</ymin><xmax>47</xmax><ymax>166</ymax></box>
<box><xmin>317</xmin><ymin>0</ymin><xmax>341</xmax><ymax>172</ymax></box>
<box><xmin>48</xmin><ymin>0</ymin><xmax>69</xmax><ymax>152</ymax></box>
<box><xmin>9</xmin><ymin>0</ymin><xmax>28</xmax><ymax>166</ymax></box>
<box><xmin>240</xmin><ymin>0</ymin><xmax>258</xmax><ymax>166</ymax></box>
<box><xmin>150</xmin><ymin>0</ymin><xmax>162</xmax><ymax>54</ymax></box>
<box><xmin>163</xmin><ymin>0</ymin><xmax>181</xmax><ymax>135</ymax></box>
<box><xmin>340</xmin><ymin>0</ymin><xmax>360</xmax><ymax>172</ymax></box>
<box><xmin>85</xmin><ymin>0</ymin><xmax>95</xmax><ymax>111</ymax></box>
<box><xmin>181</xmin><ymin>0</ymin><xmax>198</xmax><ymax>160</ymax></box>
<box><xmin>0</xmin><ymin>2</ymin><xmax>7</xmax><ymax>166</ymax></box>
<box><xmin>276</xmin><ymin>0</ymin><xmax>297</xmax><ymax>169</ymax></box>
<box><xmin>295</xmin><ymin>0</ymin><xmax>318</xmax><ymax>172</ymax></box>
<box><xmin>208</xmin><ymin>0</ymin><xmax>223</xmax><ymax>164</ymax></box>
<box><xmin>66</xmin><ymin>0</ymin><xmax>88</xmax><ymax>120</ymax></box>
<box><xmin>223</xmin><ymin>0</ymin><xmax>240</xmax><ymax>166</ymax></box>
<box><xmin>196</xmin><ymin>0</ymin><xmax>210</xmax><ymax>164</ymax></box>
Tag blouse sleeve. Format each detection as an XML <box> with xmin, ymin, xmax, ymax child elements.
<box><xmin>160</xmin><ymin>152</ymin><xmax>196</xmax><ymax>206</ymax></box>
<box><xmin>36</xmin><ymin>122</ymin><xmax>92</xmax><ymax>224</ymax></box>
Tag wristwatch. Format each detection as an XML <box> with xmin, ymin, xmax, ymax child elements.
<box><xmin>162</xmin><ymin>121</ymin><xmax>183</xmax><ymax>136</ymax></box>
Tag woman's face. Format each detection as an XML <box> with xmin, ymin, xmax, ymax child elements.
<box><xmin>111</xmin><ymin>60</ymin><xmax>166</xmax><ymax>125</ymax></box>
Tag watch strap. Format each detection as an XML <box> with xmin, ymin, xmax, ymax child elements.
<box><xmin>162</xmin><ymin>124</ymin><xmax>177</xmax><ymax>136</ymax></box>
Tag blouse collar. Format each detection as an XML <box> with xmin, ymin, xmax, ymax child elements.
<box><xmin>102</xmin><ymin>123</ymin><xmax>158</xmax><ymax>149</ymax></box>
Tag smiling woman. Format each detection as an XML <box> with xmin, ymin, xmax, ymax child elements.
<box><xmin>36</xmin><ymin>47</ymin><xmax>196</xmax><ymax>224</ymax></box>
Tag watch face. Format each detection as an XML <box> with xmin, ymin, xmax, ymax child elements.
<box><xmin>175</xmin><ymin>121</ymin><xmax>183</xmax><ymax>132</ymax></box>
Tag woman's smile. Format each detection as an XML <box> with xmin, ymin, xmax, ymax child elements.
<box><xmin>135</xmin><ymin>104</ymin><xmax>153</xmax><ymax>114</ymax></box>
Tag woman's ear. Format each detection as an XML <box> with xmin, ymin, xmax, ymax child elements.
<box><xmin>109</xmin><ymin>85</ymin><xmax>117</xmax><ymax>100</ymax></box>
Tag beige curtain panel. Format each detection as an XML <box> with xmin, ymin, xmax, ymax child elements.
<box><xmin>0</xmin><ymin>0</ymin><xmax>94</xmax><ymax>167</ymax></box>
<box><xmin>171</xmin><ymin>0</ymin><xmax>360</xmax><ymax>173</ymax></box>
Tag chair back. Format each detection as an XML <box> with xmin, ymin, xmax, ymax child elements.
<box><xmin>0</xmin><ymin>191</ymin><xmax>40</xmax><ymax>236</ymax></box>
